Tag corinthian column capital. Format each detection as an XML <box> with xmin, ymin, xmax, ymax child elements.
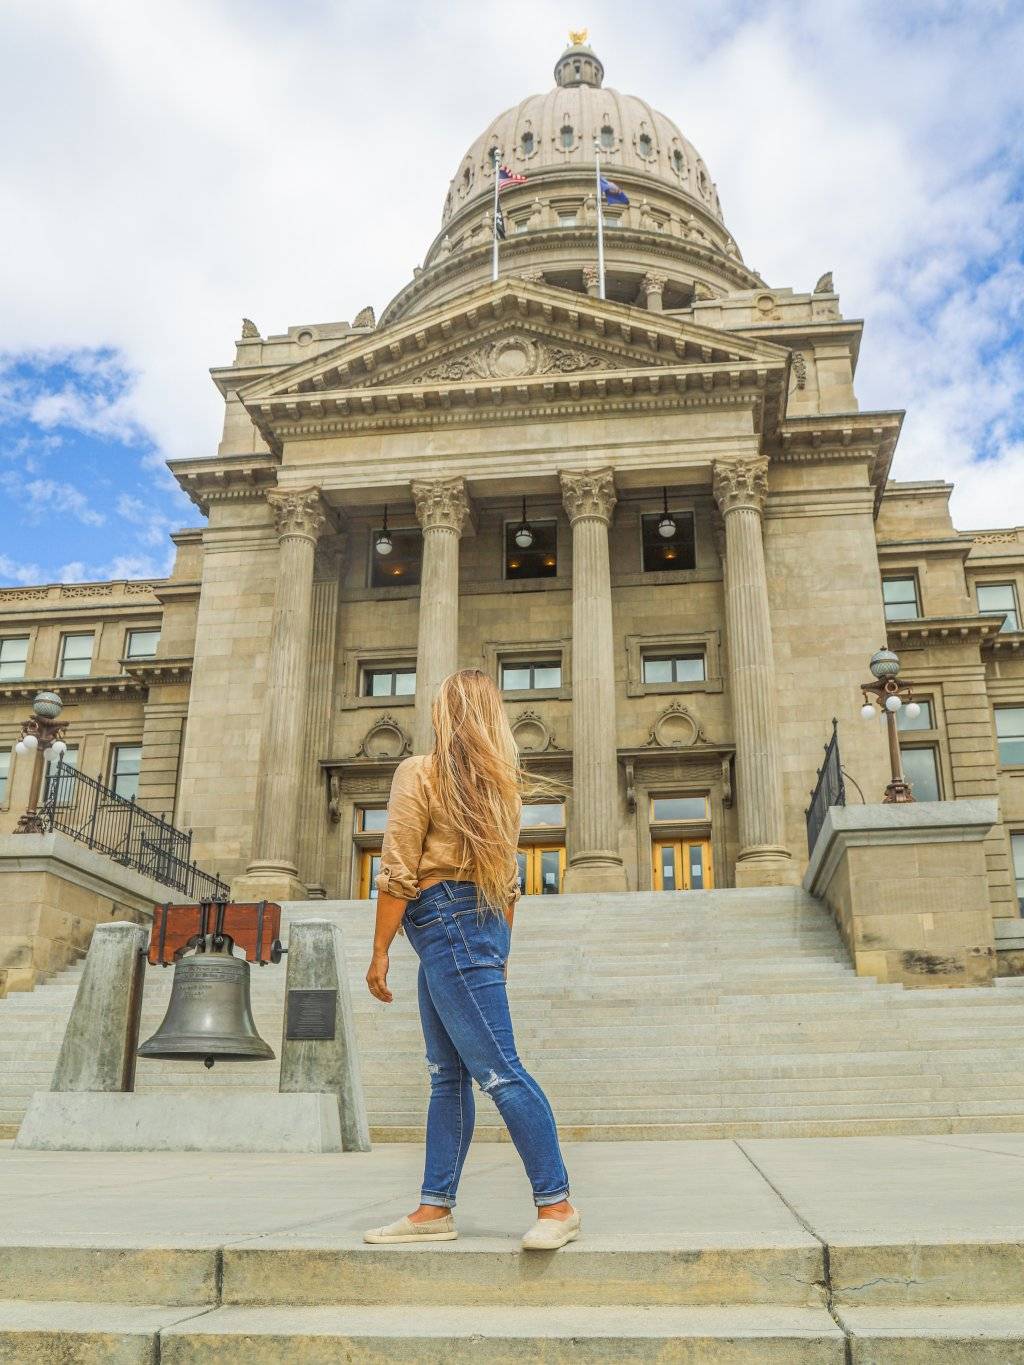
<box><xmin>560</xmin><ymin>468</ymin><xmax>617</xmax><ymax>525</ymax></box>
<box><xmin>266</xmin><ymin>487</ymin><xmax>331</xmax><ymax>542</ymax></box>
<box><xmin>412</xmin><ymin>476</ymin><xmax>469</xmax><ymax>534</ymax></box>
<box><xmin>712</xmin><ymin>458</ymin><xmax>769</xmax><ymax>517</ymax></box>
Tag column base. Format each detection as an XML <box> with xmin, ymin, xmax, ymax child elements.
<box><xmin>734</xmin><ymin>846</ymin><xmax>801</xmax><ymax>889</ymax></box>
<box><xmin>563</xmin><ymin>856</ymin><xmax>629</xmax><ymax>894</ymax></box>
<box><xmin>233</xmin><ymin>862</ymin><xmax>308</xmax><ymax>904</ymax></box>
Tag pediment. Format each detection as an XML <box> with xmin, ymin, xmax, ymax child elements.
<box><xmin>239</xmin><ymin>278</ymin><xmax>790</xmax><ymax>440</ymax></box>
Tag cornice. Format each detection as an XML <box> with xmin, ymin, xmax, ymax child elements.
<box><xmin>886</xmin><ymin>615</ymin><xmax>1004</xmax><ymax>647</ymax></box>
<box><xmin>876</xmin><ymin>537</ymin><xmax>971</xmax><ymax>563</ymax></box>
<box><xmin>120</xmin><ymin>656</ymin><xmax>194</xmax><ymax>684</ymax></box>
<box><xmin>0</xmin><ymin>675</ymin><xmax>146</xmax><ymax>705</ymax></box>
<box><xmin>774</xmin><ymin>411</ymin><xmax>904</xmax><ymax>510</ymax></box>
<box><xmin>982</xmin><ymin>628</ymin><xmax>1024</xmax><ymax>654</ymax></box>
<box><xmin>168</xmin><ymin>455</ymin><xmax>280</xmax><ymax>514</ymax></box>
<box><xmin>151</xmin><ymin>581</ymin><xmax>201</xmax><ymax>606</ymax></box>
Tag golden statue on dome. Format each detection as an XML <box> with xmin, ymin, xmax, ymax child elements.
<box><xmin>568</xmin><ymin>28</ymin><xmax>588</xmax><ymax>45</ymax></box>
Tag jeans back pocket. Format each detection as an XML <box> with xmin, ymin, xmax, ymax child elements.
<box><xmin>451</xmin><ymin>907</ymin><xmax>510</xmax><ymax>968</ymax></box>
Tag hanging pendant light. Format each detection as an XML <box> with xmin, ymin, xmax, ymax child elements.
<box><xmin>375</xmin><ymin>504</ymin><xmax>393</xmax><ymax>556</ymax></box>
<box><xmin>513</xmin><ymin>496</ymin><xmax>535</xmax><ymax>549</ymax></box>
<box><xmin>657</xmin><ymin>487</ymin><xmax>676</xmax><ymax>539</ymax></box>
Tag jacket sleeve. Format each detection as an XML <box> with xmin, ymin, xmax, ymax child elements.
<box><xmin>374</xmin><ymin>758</ymin><xmax>429</xmax><ymax>900</ymax></box>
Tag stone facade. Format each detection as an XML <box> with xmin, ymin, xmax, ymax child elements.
<box><xmin>2</xmin><ymin>40</ymin><xmax>1023</xmax><ymax>964</ymax></box>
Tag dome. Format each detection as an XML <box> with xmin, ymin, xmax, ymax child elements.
<box><xmin>441</xmin><ymin>40</ymin><xmax>724</xmax><ymax>229</ymax></box>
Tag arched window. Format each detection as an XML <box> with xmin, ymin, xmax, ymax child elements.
<box><xmin>521</xmin><ymin>131</ymin><xmax>534</xmax><ymax>155</ymax></box>
<box><xmin>638</xmin><ymin>133</ymin><xmax>653</xmax><ymax>158</ymax></box>
<box><xmin>561</xmin><ymin>124</ymin><xmax>574</xmax><ymax>149</ymax></box>
<box><xmin>600</xmin><ymin>125</ymin><xmax>614</xmax><ymax>149</ymax></box>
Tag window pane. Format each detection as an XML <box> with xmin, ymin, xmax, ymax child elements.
<box><xmin>112</xmin><ymin>745</ymin><xmax>142</xmax><ymax>800</ymax></box>
<box><xmin>505</xmin><ymin>519</ymin><xmax>557</xmax><ymax>580</ymax></box>
<box><xmin>642</xmin><ymin>657</ymin><xmax>673</xmax><ymax>684</ymax></box>
<box><xmin>540</xmin><ymin>850</ymin><xmax>561</xmax><ymax>893</ymax></box>
<box><xmin>659</xmin><ymin>844</ymin><xmax>677</xmax><ymax>890</ymax></box>
<box><xmin>0</xmin><ymin>749</ymin><xmax>10</xmax><ymax>801</ymax></box>
<box><xmin>532</xmin><ymin>665</ymin><xmax>561</xmax><ymax>689</ymax></box>
<box><xmin>394</xmin><ymin>669</ymin><xmax>416</xmax><ymax>696</ymax></box>
<box><xmin>60</xmin><ymin>634</ymin><xmax>94</xmax><ymax>676</ymax></box>
<box><xmin>900</xmin><ymin>746</ymin><xmax>940</xmax><ymax>801</ymax></box>
<box><xmin>367</xmin><ymin>671</ymin><xmax>391</xmax><ymax>696</ymax></box>
<box><xmin>558</xmin><ymin>212</ymin><xmax>577</xmax><ymax>227</ymax></box>
<box><xmin>127</xmin><ymin>629</ymin><xmax>160</xmax><ymax>658</ymax></box>
<box><xmin>641</xmin><ymin>511</ymin><xmax>696</xmax><ymax>572</ymax></box>
<box><xmin>672</xmin><ymin>655</ymin><xmax>706</xmax><ymax>682</ymax></box>
<box><xmin>0</xmin><ymin>637</ymin><xmax>28</xmax><ymax>680</ymax></box>
<box><xmin>996</xmin><ymin>708</ymin><xmax>1024</xmax><ymax>765</ymax></box>
<box><xmin>652</xmin><ymin>796</ymin><xmax>708</xmax><ymax>822</ymax></box>
<box><xmin>370</xmin><ymin>528</ymin><xmax>422</xmax><ymax>588</ymax></box>
<box><xmin>502</xmin><ymin>666</ymin><xmax>532</xmax><ymax>691</ymax></box>
<box><xmin>44</xmin><ymin>746</ymin><xmax>78</xmax><ymax>804</ymax></box>
<box><xmin>367</xmin><ymin>854</ymin><xmax>380</xmax><ymax>901</ymax></box>
<box><xmin>521</xmin><ymin>802</ymin><xmax>564</xmax><ymax>828</ymax></box>
<box><xmin>1012</xmin><ymin>833</ymin><xmax>1024</xmax><ymax>911</ymax></box>
<box><xmin>688</xmin><ymin>844</ymin><xmax>705</xmax><ymax>890</ymax></box>
<box><xmin>882</xmin><ymin>578</ymin><xmax>919</xmax><ymax>620</ymax></box>
<box><xmin>896</xmin><ymin>699</ymin><xmax>933</xmax><ymax>731</ymax></box>
<box><xmin>359</xmin><ymin>807</ymin><xmax>388</xmax><ymax>832</ymax></box>
<box><xmin>977</xmin><ymin>584</ymin><xmax>1019</xmax><ymax>632</ymax></box>
<box><xmin>516</xmin><ymin>851</ymin><xmax>527</xmax><ymax>894</ymax></box>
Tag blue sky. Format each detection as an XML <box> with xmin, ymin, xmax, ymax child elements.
<box><xmin>2</xmin><ymin>0</ymin><xmax>1023</xmax><ymax>586</ymax></box>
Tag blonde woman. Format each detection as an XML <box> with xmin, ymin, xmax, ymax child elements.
<box><xmin>363</xmin><ymin>668</ymin><xmax>579</xmax><ymax>1250</ymax></box>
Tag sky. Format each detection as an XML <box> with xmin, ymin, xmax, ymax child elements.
<box><xmin>1</xmin><ymin>0</ymin><xmax>1022</xmax><ymax>586</ymax></box>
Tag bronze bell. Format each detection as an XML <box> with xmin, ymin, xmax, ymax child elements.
<box><xmin>138</xmin><ymin>933</ymin><xmax>274</xmax><ymax>1069</ymax></box>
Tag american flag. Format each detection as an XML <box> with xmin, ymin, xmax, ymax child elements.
<box><xmin>498</xmin><ymin>163</ymin><xmax>527</xmax><ymax>191</ymax></box>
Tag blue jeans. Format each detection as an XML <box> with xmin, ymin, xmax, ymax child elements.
<box><xmin>401</xmin><ymin>879</ymin><xmax>571</xmax><ymax>1209</ymax></box>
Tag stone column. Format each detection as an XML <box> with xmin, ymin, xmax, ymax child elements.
<box><xmin>560</xmin><ymin>469</ymin><xmax>628</xmax><ymax>892</ymax></box>
<box><xmin>712</xmin><ymin>458</ymin><xmax>795</xmax><ymax>886</ymax></box>
<box><xmin>641</xmin><ymin>272</ymin><xmax>666</xmax><ymax>312</ymax></box>
<box><xmin>237</xmin><ymin>488</ymin><xmax>331</xmax><ymax>902</ymax></box>
<box><xmin>411</xmin><ymin>478</ymin><xmax>469</xmax><ymax>755</ymax></box>
<box><xmin>582</xmin><ymin>265</ymin><xmax>601</xmax><ymax>298</ymax></box>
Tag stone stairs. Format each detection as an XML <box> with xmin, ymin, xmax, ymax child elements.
<box><xmin>3</xmin><ymin>887</ymin><xmax>1024</xmax><ymax>1140</ymax></box>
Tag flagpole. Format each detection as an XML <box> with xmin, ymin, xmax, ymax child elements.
<box><xmin>594</xmin><ymin>139</ymin><xmax>605</xmax><ymax>300</ymax></box>
<box><xmin>492</xmin><ymin>146</ymin><xmax>501</xmax><ymax>283</ymax></box>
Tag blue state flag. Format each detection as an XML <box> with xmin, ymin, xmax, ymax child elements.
<box><xmin>600</xmin><ymin>176</ymin><xmax>629</xmax><ymax>206</ymax></box>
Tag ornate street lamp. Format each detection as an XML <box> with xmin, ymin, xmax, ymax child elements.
<box><xmin>657</xmin><ymin>487</ymin><xmax>676</xmax><ymax>539</ymax></box>
<box><xmin>513</xmin><ymin>496</ymin><xmax>535</xmax><ymax>549</ymax></box>
<box><xmin>859</xmin><ymin>648</ymin><xmax>920</xmax><ymax>803</ymax></box>
<box><xmin>374</xmin><ymin>505</ymin><xmax>393</xmax><ymax>556</ymax></box>
<box><xmin>13</xmin><ymin>691</ymin><xmax>68</xmax><ymax>833</ymax></box>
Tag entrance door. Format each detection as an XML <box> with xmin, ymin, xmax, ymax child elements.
<box><xmin>652</xmin><ymin>839</ymin><xmax>713</xmax><ymax>891</ymax></box>
<box><xmin>359</xmin><ymin>850</ymin><xmax>382</xmax><ymax>899</ymax></box>
<box><xmin>516</xmin><ymin>844</ymin><xmax>565</xmax><ymax>895</ymax></box>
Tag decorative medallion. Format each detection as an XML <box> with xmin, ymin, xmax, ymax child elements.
<box><xmin>646</xmin><ymin>703</ymin><xmax>708</xmax><ymax>749</ymax></box>
<box><xmin>356</xmin><ymin>714</ymin><xmax>411</xmax><ymax>761</ymax></box>
<box><xmin>511</xmin><ymin>710</ymin><xmax>559</xmax><ymax>753</ymax></box>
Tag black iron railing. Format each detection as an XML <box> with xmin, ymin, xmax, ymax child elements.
<box><xmin>40</xmin><ymin>761</ymin><xmax>228</xmax><ymax>900</ymax></box>
<box><xmin>805</xmin><ymin>718</ymin><xmax>846</xmax><ymax>856</ymax></box>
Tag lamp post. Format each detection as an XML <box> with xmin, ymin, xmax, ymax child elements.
<box><xmin>13</xmin><ymin>691</ymin><xmax>68</xmax><ymax>834</ymax></box>
<box><xmin>859</xmin><ymin>649</ymin><xmax>920</xmax><ymax>803</ymax></box>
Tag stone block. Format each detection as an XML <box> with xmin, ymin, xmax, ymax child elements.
<box><xmin>50</xmin><ymin>921</ymin><xmax>149</xmax><ymax>1093</ymax></box>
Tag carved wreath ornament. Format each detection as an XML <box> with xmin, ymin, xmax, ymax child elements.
<box><xmin>415</xmin><ymin>336</ymin><xmax>625</xmax><ymax>385</ymax></box>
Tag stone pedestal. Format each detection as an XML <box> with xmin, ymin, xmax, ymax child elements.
<box><xmin>804</xmin><ymin>800</ymin><xmax>998</xmax><ymax>987</ymax></box>
<box><xmin>237</xmin><ymin>488</ymin><xmax>331</xmax><ymax>903</ymax></box>
<box><xmin>51</xmin><ymin>921</ymin><xmax>148</xmax><ymax>1091</ymax></box>
<box><xmin>411</xmin><ymin>478</ymin><xmax>469</xmax><ymax>755</ymax></box>
<box><xmin>560</xmin><ymin>470</ymin><xmax>628</xmax><ymax>892</ymax></box>
<box><xmin>713</xmin><ymin>459</ymin><xmax>797</xmax><ymax>887</ymax></box>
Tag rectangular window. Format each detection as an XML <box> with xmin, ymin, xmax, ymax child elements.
<box><xmin>505</xmin><ymin>519</ymin><xmax>557</xmax><ymax>579</ymax></box>
<box><xmin>558</xmin><ymin>211</ymin><xmax>577</xmax><ymax>227</ymax></box>
<box><xmin>977</xmin><ymin>583</ymin><xmax>1019</xmax><ymax>632</ymax></box>
<box><xmin>520</xmin><ymin>801</ymin><xmax>565</xmax><ymax>828</ymax></box>
<box><xmin>882</xmin><ymin>576</ymin><xmax>920</xmax><ymax>621</ymax></box>
<box><xmin>1012</xmin><ymin>832</ymin><xmax>1024</xmax><ymax>912</ymax></box>
<box><xmin>43</xmin><ymin>745</ymin><xmax>78</xmax><ymax>805</ymax></box>
<box><xmin>364</xmin><ymin>667</ymin><xmax>416</xmax><ymax>698</ymax></box>
<box><xmin>642</xmin><ymin>653</ymin><xmax>706</xmax><ymax>685</ymax></box>
<box><xmin>59</xmin><ymin>633</ymin><xmax>94</xmax><ymax>678</ymax></box>
<box><xmin>126</xmin><ymin>628</ymin><xmax>160</xmax><ymax>659</ymax></box>
<box><xmin>651</xmin><ymin>795</ymin><xmax>709</xmax><ymax>822</ymax></box>
<box><xmin>995</xmin><ymin>707</ymin><xmax>1024</xmax><ymax>766</ymax></box>
<box><xmin>896</xmin><ymin>698</ymin><xmax>934</xmax><ymax>731</ymax></box>
<box><xmin>900</xmin><ymin>745</ymin><xmax>941</xmax><ymax>801</ymax></box>
<box><xmin>370</xmin><ymin>527</ymin><xmax>422</xmax><ymax>588</ymax></box>
<box><xmin>641</xmin><ymin>510</ymin><xmax>696</xmax><ymax>572</ymax></box>
<box><xmin>0</xmin><ymin>748</ymin><xmax>10</xmax><ymax>802</ymax></box>
<box><xmin>501</xmin><ymin>661</ymin><xmax>561</xmax><ymax>691</ymax></box>
<box><xmin>513</xmin><ymin>218</ymin><xmax>529</xmax><ymax>234</ymax></box>
<box><xmin>110</xmin><ymin>744</ymin><xmax>142</xmax><ymax>800</ymax></box>
<box><xmin>357</xmin><ymin>806</ymin><xmax>388</xmax><ymax>833</ymax></box>
<box><xmin>0</xmin><ymin>636</ymin><xmax>29</xmax><ymax>681</ymax></box>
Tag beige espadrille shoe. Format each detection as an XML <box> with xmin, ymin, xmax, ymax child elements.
<box><xmin>521</xmin><ymin>1207</ymin><xmax>581</xmax><ymax>1250</ymax></box>
<box><xmin>363</xmin><ymin>1211</ymin><xmax>457</xmax><ymax>1244</ymax></box>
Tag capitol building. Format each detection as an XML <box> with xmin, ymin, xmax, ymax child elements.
<box><xmin>2</xmin><ymin>36</ymin><xmax>1023</xmax><ymax>983</ymax></box>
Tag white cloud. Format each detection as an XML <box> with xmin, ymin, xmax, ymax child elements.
<box><xmin>0</xmin><ymin>553</ymin><xmax>42</xmax><ymax>585</ymax></box>
<box><xmin>0</xmin><ymin>471</ymin><xmax>105</xmax><ymax>527</ymax></box>
<box><xmin>0</xmin><ymin>0</ymin><xmax>1022</xmax><ymax>529</ymax></box>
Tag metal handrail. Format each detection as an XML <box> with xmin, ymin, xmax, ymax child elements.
<box><xmin>805</xmin><ymin>718</ymin><xmax>846</xmax><ymax>856</ymax></box>
<box><xmin>40</xmin><ymin>760</ymin><xmax>228</xmax><ymax>900</ymax></box>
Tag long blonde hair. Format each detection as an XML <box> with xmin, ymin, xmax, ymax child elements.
<box><xmin>428</xmin><ymin>669</ymin><xmax>530</xmax><ymax>915</ymax></box>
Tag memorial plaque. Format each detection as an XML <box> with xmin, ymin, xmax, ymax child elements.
<box><xmin>286</xmin><ymin>988</ymin><xmax>337</xmax><ymax>1041</ymax></box>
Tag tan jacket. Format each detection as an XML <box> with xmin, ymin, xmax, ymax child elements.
<box><xmin>375</xmin><ymin>753</ymin><xmax>521</xmax><ymax>906</ymax></box>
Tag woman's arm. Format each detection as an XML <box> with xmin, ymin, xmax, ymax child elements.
<box><xmin>366</xmin><ymin>890</ymin><xmax>408</xmax><ymax>1003</ymax></box>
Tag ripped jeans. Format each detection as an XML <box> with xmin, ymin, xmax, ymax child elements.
<box><xmin>401</xmin><ymin>879</ymin><xmax>571</xmax><ymax>1209</ymax></box>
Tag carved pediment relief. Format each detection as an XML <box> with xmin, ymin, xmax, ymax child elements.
<box><xmin>412</xmin><ymin>333</ymin><xmax>632</xmax><ymax>385</ymax></box>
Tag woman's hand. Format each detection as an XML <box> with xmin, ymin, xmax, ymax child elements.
<box><xmin>366</xmin><ymin>949</ymin><xmax>393</xmax><ymax>1003</ymax></box>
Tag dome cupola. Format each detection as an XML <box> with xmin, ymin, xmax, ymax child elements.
<box><xmin>554</xmin><ymin>33</ymin><xmax>604</xmax><ymax>89</ymax></box>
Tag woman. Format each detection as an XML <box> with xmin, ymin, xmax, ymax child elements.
<box><xmin>363</xmin><ymin>668</ymin><xmax>579</xmax><ymax>1250</ymax></box>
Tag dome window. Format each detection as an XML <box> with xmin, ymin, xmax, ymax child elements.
<box><xmin>638</xmin><ymin>133</ymin><xmax>653</xmax><ymax>159</ymax></box>
<box><xmin>462</xmin><ymin>166</ymin><xmax>472</xmax><ymax>190</ymax></box>
<box><xmin>600</xmin><ymin>125</ymin><xmax>614</xmax><ymax>149</ymax></box>
<box><xmin>673</xmin><ymin>149</ymin><xmax>685</xmax><ymax>174</ymax></box>
<box><xmin>561</xmin><ymin>124</ymin><xmax>574</xmax><ymax>149</ymax></box>
<box><xmin>520</xmin><ymin>131</ymin><xmax>534</xmax><ymax>155</ymax></box>
<box><xmin>698</xmin><ymin>168</ymin><xmax>709</xmax><ymax>194</ymax></box>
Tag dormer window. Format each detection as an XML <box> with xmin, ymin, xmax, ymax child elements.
<box><xmin>520</xmin><ymin>131</ymin><xmax>534</xmax><ymax>155</ymax></box>
<box><xmin>600</xmin><ymin>125</ymin><xmax>614</xmax><ymax>148</ymax></box>
<box><xmin>561</xmin><ymin>124</ymin><xmax>574</xmax><ymax>149</ymax></box>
